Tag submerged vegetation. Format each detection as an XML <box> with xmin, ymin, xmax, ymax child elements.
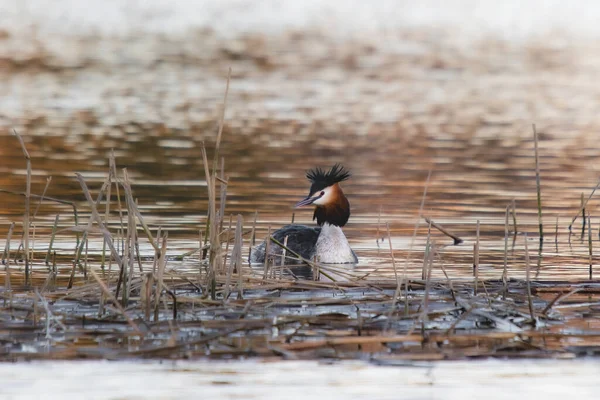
<box><xmin>2</xmin><ymin>75</ymin><xmax>600</xmax><ymax>363</ymax></box>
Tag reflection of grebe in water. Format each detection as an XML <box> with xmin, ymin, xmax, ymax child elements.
<box><xmin>251</xmin><ymin>164</ymin><xmax>358</xmax><ymax>265</ymax></box>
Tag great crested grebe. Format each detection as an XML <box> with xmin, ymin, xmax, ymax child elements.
<box><xmin>251</xmin><ymin>164</ymin><xmax>358</xmax><ymax>265</ymax></box>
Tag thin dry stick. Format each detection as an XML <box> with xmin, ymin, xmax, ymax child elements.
<box><xmin>524</xmin><ymin>233</ymin><xmax>535</xmax><ymax>324</ymax></box>
<box><xmin>13</xmin><ymin>129</ymin><xmax>31</xmax><ymax>283</ymax></box>
<box><xmin>423</xmin><ymin>216</ymin><xmax>463</xmax><ymax>245</ymax></box>
<box><xmin>533</xmin><ymin>124</ymin><xmax>543</xmax><ymax>240</ymax></box>
<box><xmin>474</xmin><ymin>220</ymin><xmax>480</xmax><ymax>295</ymax></box>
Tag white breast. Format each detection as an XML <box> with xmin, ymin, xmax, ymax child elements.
<box><xmin>314</xmin><ymin>223</ymin><xmax>358</xmax><ymax>264</ymax></box>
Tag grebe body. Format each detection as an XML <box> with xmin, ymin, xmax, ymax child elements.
<box><xmin>250</xmin><ymin>164</ymin><xmax>357</xmax><ymax>265</ymax></box>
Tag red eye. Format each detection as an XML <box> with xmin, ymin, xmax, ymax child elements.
<box><xmin>320</xmin><ymin>191</ymin><xmax>325</xmax><ymax>196</ymax></box>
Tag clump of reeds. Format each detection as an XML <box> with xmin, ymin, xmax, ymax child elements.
<box><xmin>3</xmin><ymin>83</ymin><xmax>600</xmax><ymax>363</ymax></box>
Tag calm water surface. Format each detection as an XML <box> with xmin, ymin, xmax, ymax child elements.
<box><xmin>2</xmin><ymin>2</ymin><xmax>600</xmax><ymax>283</ymax></box>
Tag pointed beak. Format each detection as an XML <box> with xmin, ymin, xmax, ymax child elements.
<box><xmin>295</xmin><ymin>195</ymin><xmax>319</xmax><ymax>208</ymax></box>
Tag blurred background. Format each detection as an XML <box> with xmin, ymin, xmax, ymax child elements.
<box><xmin>2</xmin><ymin>0</ymin><xmax>600</xmax><ymax>245</ymax></box>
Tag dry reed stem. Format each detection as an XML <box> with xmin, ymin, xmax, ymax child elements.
<box><xmin>250</xmin><ymin>211</ymin><xmax>258</xmax><ymax>247</ymax></box>
<box><xmin>588</xmin><ymin>215</ymin><xmax>593</xmax><ymax>279</ymax></box>
<box><xmin>524</xmin><ymin>233</ymin><xmax>535</xmax><ymax>324</ymax></box>
<box><xmin>510</xmin><ymin>198</ymin><xmax>517</xmax><ymax>233</ymax></box>
<box><xmin>280</xmin><ymin>235</ymin><xmax>289</xmax><ymax>267</ymax></box>
<box><xmin>263</xmin><ymin>225</ymin><xmax>271</xmax><ymax>280</ymax></box>
<box><xmin>109</xmin><ymin>151</ymin><xmax>125</xmax><ymax>253</ymax></box>
<box><xmin>568</xmin><ymin>178</ymin><xmax>600</xmax><ymax>234</ymax></box>
<box><xmin>102</xmin><ymin>154</ymin><xmax>113</xmax><ymax>269</ymax></box>
<box><xmin>218</xmin><ymin>157</ymin><xmax>227</xmax><ymax>232</ymax></box>
<box><xmin>223</xmin><ymin>214</ymin><xmax>233</xmax><ymax>272</ymax></box>
<box><xmin>45</xmin><ymin>215</ymin><xmax>59</xmax><ymax>265</ymax></box>
<box><xmin>235</xmin><ymin>214</ymin><xmax>244</xmax><ymax>298</ymax></box>
<box><xmin>74</xmin><ymin>173</ymin><xmax>124</xmax><ymax>268</ymax></box>
<box><xmin>502</xmin><ymin>204</ymin><xmax>509</xmax><ymax>297</ymax></box>
<box><xmin>141</xmin><ymin>272</ymin><xmax>154</xmax><ymax>320</ymax></box>
<box><xmin>2</xmin><ymin>222</ymin><xmax>15</xmax><ymax>265</ymax></box>
<box><xmin>532</xmin><ymin>124</ymin><xmax>543</xmax><ymax>240</ymax></box>
<box><xmin>225</xmin><ymin>221</ymin><xmax>235</xmax><ymax>299</ymax></box>
<box><xmin>265</xmin><ymin>236</ymin><xmax>339</xmax><ymax>282</ymax></box>
<box><xmin>580</xmin><ymin>193</ymin><xmax>586</xmax><ymax>239</ymax></box>
<box><xmin>120</xmin><ymin>173</ymin><xmax>160</xmax><ymax>254</ymax></box>
<box><xmin>474</xmin><ymin>219</ymin><xmax>480</xmax><ymax>295</ymax></box>
<box><xmin>421</xmin><ymin>222</ymin><xmax>432</xmax><ymax>281</ymax></box>
<box><xmin>89</xmin><ymin>269</ymin><xmax>142</xmax><ymax>334</ymax></box>
<box><xmin>420</xmin><ymin>222</ymin><xmax>434</xmax><ymax>324</ymax></box>
<box><xmin>386</xmin><ymin>223</ymin><xmax>399</xmax><ymax>286</ymax></box>
<box><xmin>32</xmin><ymin>176</ymin><xmax>52</xmax><ymax>220</ymax></box>
<box><xmin>404</xmin><ymin>170</ymin><xmax>431</xmax><ymax>313</ymax></box>
<box><xmin>423</xmin><ymin>216</ymin><xmax>463</xmax><ymax>245</ymax></box>
<box><xmin>555</xmin><ymin>215</ymin><xmax>559</xmax><ymax>253</ymax></box>
<box><xmin>376</xmin><ymin>205</ymin><xmax>382</xmax><ymax>248</ymax></box>
<box><xmin>201</xmin><ymin>143</ymin><xmax>220</xmax><ymax>299</ymax></box>
<box><xmin>213</xmin><ymin>68</ymin><xmax>231</xmax><ymax>163</ymax></box>
<box><xmin>124</xmin><ymin>169</ymin><xmax>136</xmax><ymax>305</ymax></box>
<box><xmin>13</xmin><ymin>130</ymin><xmax>31</xmax><ymax>283</ymax></box>
<box><xmin>154</xmin><ymin>232</ymin><xmax>168</xmax><ymax>321</ymax></box>
<box><xmin>4</xmin><ymin>222</ymin><xmax>15</xmax><ymax>301</ymax></box>
<box><xmin>73</xmin><ymin>179</ymin><xmax>110</xmax><ymax>272</ymax></box>
<box><xmin>383</xmin><ymin>222</ymin><xmax>402</xmax><ymax>333</ymax></box>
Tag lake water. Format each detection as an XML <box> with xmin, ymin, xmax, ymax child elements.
<box><xmin>2</xmin><ymin>1</ymin><xmax>600</xmax><ymax>396</ymax></box>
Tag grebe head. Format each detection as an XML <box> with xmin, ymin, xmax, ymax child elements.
<box><xmin>295</xmin><ymin>164</ymin><xmax>351</xmax><ymax>227</ymax></box>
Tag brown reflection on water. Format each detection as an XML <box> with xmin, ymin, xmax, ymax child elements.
<box><xmin>2</xmin><ymin>29</ymin><xmax>600</xmax><ymax>281</ymax></box>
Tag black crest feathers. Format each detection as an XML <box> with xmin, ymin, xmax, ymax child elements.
<box><xmin>306</xmin><ymin>164</ymin><xmax>351</xmax><ymax>195</ymax></box>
